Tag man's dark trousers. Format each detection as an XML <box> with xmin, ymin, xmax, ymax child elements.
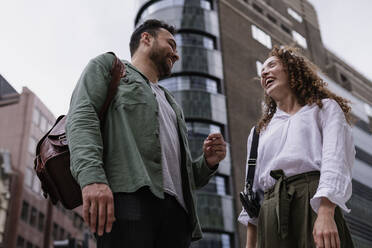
<box><xmin>97</xmin><ymin>187</ymin><xmax>192</xmax><ymax>248</ymax></box>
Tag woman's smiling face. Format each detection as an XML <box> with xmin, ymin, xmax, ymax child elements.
<box><xmin>260</xmin><ymin>56</ymin><xmax>292</xmax><ymax>101</ymax></box>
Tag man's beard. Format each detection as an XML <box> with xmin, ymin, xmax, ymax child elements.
<box><xmin>149</xmin><ymin>41</ymin><xmax>172</xmax><ymax>80</ymax></box>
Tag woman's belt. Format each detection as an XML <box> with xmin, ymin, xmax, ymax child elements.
<box><xmin>266</xmin><ymin>169</ymin><xmax>320</xmax><ymax>239</ymax></box>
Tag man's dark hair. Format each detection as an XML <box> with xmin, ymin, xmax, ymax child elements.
<box><xmin>130</xmin><ymin>19</ymin><xmax>176</xmax><ymax>57</ymax></box>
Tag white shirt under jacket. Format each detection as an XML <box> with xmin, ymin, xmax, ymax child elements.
<box><xmin>238</xmin><ymin>98</ymin><xmax>355</xmax><ymax>226</ymax></box>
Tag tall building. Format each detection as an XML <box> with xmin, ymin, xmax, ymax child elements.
<box><xmin>136</xmin><ymin>1</ymin><xmax>236</xmax><ymax>247</ymax></box>
<box><xmin>135</xmin><ymin>0</ymin><xmax>372</xmax><ymax>247</ymax></box>
<box><xmin>0</xmin><ymin>75</ymin><xmax>94</xmax><ymax>248</ymax></box>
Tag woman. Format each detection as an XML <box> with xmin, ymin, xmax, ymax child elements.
<box><xmin>238</xmin><ymin>46</ymin><xmax>355</xmax><ymax>248</ymax></box>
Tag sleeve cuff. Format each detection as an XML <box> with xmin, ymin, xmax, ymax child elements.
<box><xmin>311</xmin><ymin>191</ymin><xmax>351</xmax><ymax>214</ymax></box>
<box><xmin>238</xmin><ymin>209</ymin><xmax>258</xmax><ymax>226</ymax></box>
<box><xmin>77</xmin><ymin>167</ymin><xmax>109</xmax><ymax>189</ymax></box>
<box><xmin>201</xmin><ymin>155</ymin><xmax>219</xmax><ymax>174</ymax></box>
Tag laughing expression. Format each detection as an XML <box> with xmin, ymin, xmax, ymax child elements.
<box><xmin>149</xmin><ymin>28</ymin><xmax>179</xmax><ymax>79</ymax></box>
<box><xmin>260</xmin><ymin>56</ymin><xmax>291</xmax><ymax>100</ymax></box>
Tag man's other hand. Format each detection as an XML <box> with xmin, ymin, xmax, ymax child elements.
<box><xmin>82</xmin><ymin>183</ymin><xmax>115</xmax><ymax>236</ymax></box>
<box><xmin>203</xmin><ymin>133</ymin><xmax>227</xmax><ymax>168</ymax></box>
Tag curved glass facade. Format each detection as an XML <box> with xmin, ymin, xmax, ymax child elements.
<box><xmin>136</xmin><ymin>4</ymin><xmax>220</xmax><ymax>37</ymax></box>
<box><xmin>175</xmin><ymin>33</ymin><xmax>216</xmax><ymax>50</ymax></box>
<box><xmin>138</xmin><ymin>0</ymin><xmax>213</xmax><ymax>20</ymax></box>
<box><xmin>136</xmin><ymin>1</ymin><xmax>235</xmax><ymax>247</ymax></box>
<box><xmin>160</xmin><ymin>75</ymin><xmax>219</xmax><ymax>94</ymax></box>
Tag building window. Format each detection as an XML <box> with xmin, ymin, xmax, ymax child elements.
<box><xmin>281</xmin><ymin>24</ymin><xmax>291</xmax><ymax>35</ymax></box>
<box><xmin>252</xmin><ymin>3</ymin><xmax>263</xmax><ymax>13</ymax></box>
<box><xmin>186</xmin><ymin>122</ymin><xmax>222</xmax><ymax>137</ymax></box>
<box><xmin>175</xmin><ymin>33</ymin><xmax>216</xmax><ymax>50</ymax></box>
<box><xmin>30</xmin><ymin>207</ymin><xmax>37</xmax><ymax>227</ymax></box>
<box><xmin>160</xmin><ymin>75</ymin><xmax>219</xmax><ymax>94</ymax></box>
<box><xmin>251</xmin><ymin>25</ymin><xmax>272</xmax><ymax>49</ymax></box>
<box><xmin>267</xmin><ymin>14</ymin><xmax>277</xmax><ymax>24</ymax></box>
<box><xmin>141</xmin><ymin>0</ymin><xmax>212</xmax><ymax>20</ymax></box>
<box><xmin>28</xmin><ymin>137</ymin><xmax>38</xmax><ymax>155</ymax></box>
<box><xmin>287</xmin><ymin>8</ymin><xmax>303</xmax><ymax>22</ymax></box>
<box><xmin>40</xmin><ymin>115</ymin><xmax>48</xmax><ymax>133</ymax></box>
<box><xmin>38</xmin><ymin>212</ymin><xmax>45</xmax><ymax>231</ymax></box>
<box><xmin>59</xmin><ymin>227</ymin><xmax>65</xmax><ymax>240</ymax></box>
<box><xmin>73</xmin><ymin>213</ymin><xmax>84</xmax><ymax>230</ymax></box>
<box><xmin>47</xmin><ymin>122</ymin><xmax>53</xmax><ymax>131</ymax></box>
<box><xmin>32</xmin><ymin>175</ymin><xmax>41</xmax><ymax>193</ymax></box>
<box><xmin>201</xmin><ymin>0</ymin><xmax>212</xmax><ymax>10</ymax></box>
<box><xmin>192</xmin><ymin>232</ymin><xmax>231</xmax><ymax>248</ymax></box>
<box><xmin>25</xmin><ymin>167</ymin><xmax>33</xmax><ymax>187</ymax></box>
<box><xmin>292</xmin><ymin>30</ymin><xmax>307</xmax><ymax>48</ymax></box>
<box><xmin>32</xmin><ymin>108</ymin><xmax>40</xmax><ymax>125</ymax></box>
<box><xmin>364</xmin><ymin>103</ymin><xmax>372</xmax><ymax>117</ymax></box>
<box><xmin>53</xmin><ymin>223</ymin><xmax>58</xmax><ymax>240</ymax></box>
<box><xmin>16</xmin><ymin>236</ymin><xmax>25</xmax><ymax>248</ymax></box>
<box><xmin>199</xmin><ymin>175</ymin><xmax>228</xmax><ymax>195</ymax></box>
<box><xmin>21</xmin><ymin>201</ymin><xmax>29</xmax><ymax>222</ymax></box>
<box><xmin>256</xmin><ymin>61</ymin><xmax>263</xmax><ymax>77</ymax></box>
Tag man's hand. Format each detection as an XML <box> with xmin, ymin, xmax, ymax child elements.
<box><xmin>203</xmin><ymin>133</ymin><xmax>227</xmax><ymax>168</ymax></box>
<box><xmin>313</xmin><ymin>197</ymin><xmax>340</xmax><ymax>248</ymax></box>
<box><xmin>82</xmin><ymin>183</ymin><xmax>115</xmax><ymax>236</ymax></box>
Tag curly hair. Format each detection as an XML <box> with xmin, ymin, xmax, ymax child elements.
<box><xmin>257</xmin><ymin>45</ymin><xmax>352</xmax><ymax>132</ymax></box>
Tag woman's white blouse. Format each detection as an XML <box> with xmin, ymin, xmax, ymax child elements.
<box><xmin>238</xmin><ymin>99</ymin><xmax>355</xmax><ymax>226</ymax></box>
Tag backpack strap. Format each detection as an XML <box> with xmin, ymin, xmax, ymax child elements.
<box><xmin>98</xmin><ymin>52</ymin><xmax>126</xmax><ymax>125</ymax></box>
<box><xmin>245</xmin><ymin>127</ymin><xmax>260</xmax><ymax>192</ymax></box>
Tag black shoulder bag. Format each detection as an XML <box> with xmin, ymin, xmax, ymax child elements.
<box><xmin>239</xmin><ymin>127</ymin><xmax>261</xmax><ymax>218</ymax></box>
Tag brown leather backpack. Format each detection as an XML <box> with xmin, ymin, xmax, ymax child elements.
<box><xmin>34</xmin><ymin>53</ymin><xmax>125</xmax><ymax>209</ymax></box>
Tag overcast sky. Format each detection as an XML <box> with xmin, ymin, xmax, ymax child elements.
<box><xmin>0</xmin><ymin>0</ymin><xmax>371</xmax><ymax>117</ymax></box>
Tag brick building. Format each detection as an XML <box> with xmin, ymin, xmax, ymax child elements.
<box><xmin>0</xmin><ymin>75</ymin><xmax>94</xmax><ymax>248</ymax></box>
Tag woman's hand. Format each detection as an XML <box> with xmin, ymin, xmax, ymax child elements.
<box><xmin>246</xmin><ymin>222</ymin><xmax>257</xmax><ymax>248</ymax></box>
<box><xmin>313</xmin><ymin>197</ymin><xmax>340</xmax><ymax>248</ymax></box>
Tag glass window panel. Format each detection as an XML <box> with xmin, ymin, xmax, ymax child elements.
<box><xmin>16</xmin><ymin>236</ymin><xmax>25</xmax><ymax>248</ymax></box>
<box><xmin>40</xmin><ymin>115</ymin><xmax>47</xmax><ymax>132</ymax></box>
<box><xmin>292</xmin><ymin>31</ymin><xmax>307</xmax><ymax>48</ymax></box>
<box><xmin>21</xmin><ymin>201</ymin><xmax>29</xmax><ymax>222</ymax></box>
<box><xmin>187</xmin><ymin>122</ymin><xmax>221</xmax><ymax>137</ymax></box>
<box><xmin>25</xmin><ymin>167</ymin><xmax>33</xmax><ymax>187</ymax></box>
<box><xmin>175</xmin><ymin>33</ymin><xmax>215</xmax><ymax>50</ymax></box>
<box><xmin>143</xmin><ymin>0</ymin><xmax>211</xmax><ymax>17</ymax></box>
<box><xmin>28</xmin><ymin>137</ymin><xmax>37</xmax><ymax>155</ymax></box>
<box><xmin>256</xmin><ymin>60</ymin><xmax>263</xmax><ymax>77</ymax></box>
<box><xmin>32</xmin><ymin>108</ymin><xmax>40</xmax><ymax>125</ymax></box>
<box><xmin>192</xmin><ymin>232</ymin><xmax>231</xmax><ymax>248</ymax></box>
<box><xmin>32</xmin><ymin>175</ymin><xmax>41</xmax><ymax>193</ymax></box>
<box><xmin>52</xmin><ymin>223</ymin><xmax>58</xmax><ymax>240</ymax></box>
<box><xmin>201</xmin><ymin>0</ymin><xmax>212</xmax><ymax>10</ymax></box>
<box><xmin>160</xmin><ymin>76</ymin><xmax>219</xmax><ymax>94</ymax></box>
<box><xmin>221</xmin><ymin>234</ymin><xmax>231</xmax><ymax>248</ymax></box>
<box><xmin>364</xmin><ymin>103</ymin><xmax>372</xmax><ymax>117</ymax></box>
<box><xmin>38</xmin><ymin>212</ymin><xmax>45</xmax><ymax>231</ymax></box>
<box><xmin>287</xmin><ymin>8</ymin><xmax>303</xmax><ymax>22</ymax></box>
<box><xmin>251</xmin><ymin>25</ymin><xmax>272</xmax><ymax>49</ymax></box>
<box><xmin>29</xmin><ymin>207</ymin><xmax>37</xmax><ymax>227</ymax></box>
<box><xmin>216</xmin><ymin>176</ymin><xmax>226</xmax><ymax>195</ymax></box>
<box><xmin>59</xmin><ymin>227</ymin><xmax>65</xmax><ymax>240</ymax></box>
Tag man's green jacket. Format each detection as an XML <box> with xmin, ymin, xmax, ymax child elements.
<box><xmin>66</xmin><ymin>53</ymin><xmax>217</xmax><ymax>240</ymax></box>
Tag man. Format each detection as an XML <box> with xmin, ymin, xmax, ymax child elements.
<box><xmin>66</xmin><ymin>19</ymin><xmax>226</xmax><ymax>248</ymax></box>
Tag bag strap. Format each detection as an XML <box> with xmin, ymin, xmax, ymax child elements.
<box><xmin>245</xmin><ymin>127</ymin><xmax>260</xmax><ymax>192</ymax></box>
<box><xmin>98</xmin><ymin>52</ymin><xmax>126</xmax><ymax>125</ymax></box>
